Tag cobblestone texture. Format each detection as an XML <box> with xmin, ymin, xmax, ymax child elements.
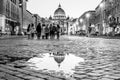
<box><xmin>0</xmin><ymin>35</ymin><xmax>120</xmax><ymax>80</ymax></box>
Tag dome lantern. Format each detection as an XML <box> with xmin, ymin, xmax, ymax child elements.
<box><xmin>58</xmin><ymin>4</ymin><xmax>61</xmax><ymax>8</ymax></box>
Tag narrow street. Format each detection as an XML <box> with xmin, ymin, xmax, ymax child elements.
<box><xmin>0</xmin><ymin>35</ymin><xmax>120</xmax><ymax>80</ymax></box>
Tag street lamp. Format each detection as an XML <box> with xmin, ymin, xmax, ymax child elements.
<box><xmin>18</xmin><ymin>0</ymin><xmax>23</xmax><ymax>35</ymax></box>
<box><xmin>85</xmin><ymin>13</ymin><xmax>91</xmax><ymax>36</ymax></box>
<box><xmin>80</xmin><ymin>18</ymin><xmax>83</xmax><ymax>23</ymax></box>
<box><xmin>100</xmin><ymin>2</ymin><xmax>105</xmax><ymax>21</ymax></box>
<box><xmin>79</xmin><ymin>18</ymin><xmax>83</xmax><ymax>30</ymax></box>
<box><xmin>85</xmin><ymin>13</ymin><xmax>91</xmax><ymax>27</ymax></box>
<box><xmin>100</xmin><ymin>1</ymin><xmax>107</xmax><ymax>35</ymax></box>
<box><xmin>86</xmin><ymin>13</ymin><xmax>90</xmax><ymax>19</ymax></box>
<box><xmin>100</xmin><ymin>3</ymin><xmax>104</xmax><ymax>8</ymax></box>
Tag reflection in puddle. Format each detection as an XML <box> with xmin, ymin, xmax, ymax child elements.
<box><xmin>27</xmin><ymin>53</ymin><xmax>84</xmax><ymax>76</ymax></box>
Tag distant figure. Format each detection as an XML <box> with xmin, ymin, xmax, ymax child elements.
<box><xmin>50</xmin><ymin>23</ymin><xmax>56</xmax><ymax>39</ymax></box>
<box><xmin>27</xmin><ymin>24</ymin><xmax>31</xmax><ymax>39</ymax></box>
<box><xmin>41</xmin><ymin>24</ymin><xmax>46</xmax><ymax>39</ymax></box>
<box><xmin>31</xmin><ymin>23</ymin><xmax>35</xmax><ymax>39</ymax></box>
<box><xmin>45</xmin><ymin>24</ymin><xmax>50</xmax><ymax>39</ymax></box>
<box><xmin>0</xmin><ymin>27</ymin><xmax>2</xmax><ymax>37</ymax></box>
<box><xmin>87</xmin><ymin>26</ymin><xmax>92</xmax><ymax>37</ymax></box>
<box><xmin>36</xmin><ymin>23</ymin><xmax>42</xmax><ymax>39</ymax></box>
<box><xmin>56</xmin><ymin>24</ymin><xmax>60</xmax><ymax>39</ymax></box>
<box><xmin>49</xmin><ymin>24</ymin><xmax>53</xmax><ymax>39</ymax></box>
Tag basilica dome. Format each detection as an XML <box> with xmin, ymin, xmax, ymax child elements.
<box><xmin>54</xmin><ymin>4</ymin><xmax>66</xmax><ymax>19</ymax></box>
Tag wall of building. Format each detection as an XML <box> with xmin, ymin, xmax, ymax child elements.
<box><xmin>23</xmin><ymin>10</ymin><xmax>35</xmax><ymax>32</ymax></box>
<box><xmin>95</xmin><ymin>0</ymin><xmax>120</xmax><ymax>35</ymax></box>
<box><xmin>78</xmin><ymin>11</ymin><xmax>96</xmax><ymax>34</ymax></box>
<box><xmin>34</xmin><ymin>14</ymin><xmax>41</xmax><ymax>28</ymax></box>
<box><xmin>0</xmin><ymin>0</ymin><xmax>21</xmax><ymax>34</ymax></box>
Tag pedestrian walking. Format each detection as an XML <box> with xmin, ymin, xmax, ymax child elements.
<box><xmin>31</xmin><ymin>23</ymin><xmax>35</xmax><ymax>39</ymax></box>
<box><xmin>27</xmin><ymin>24</ymin><xmax>31</xmax><ymax>39</ymax></box>
<box><xmin>49</xmin><ymin>23</ymin><xmax>56</xmax><ymax>39</ymax></box>
<box><xmin>36</xmin><ymin>23</ymin><xmax>42</xmax><ymax>39</ymax></box>
<box><xmin>49</xmin><ymin>24</ymin><xmax>53</xmax><ymax>39</ymax></box>
<box><xmin>45</xmin><ymin>24</ymin><xmax>50</xmax><ymax>39</ymax></box>
<box><xmin>87</xmin><ymin>26</ymin><xmax>92</xmax><ymax>37</ymax></box>
<box><xmin>41</xmin><ymin>24</ymin><xmax>46</xmax><ymax>39</ymax></box>
<box><xmin>0</xmin><ymin>27</ymin><xmax>2</xmax><ymax>37</ymax></box>
<box><xmin>56</xmin><ymin>24</ymin><xmax>60</xmax><ymax>39</ymax></box>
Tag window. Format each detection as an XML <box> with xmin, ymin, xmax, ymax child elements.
<box><xmin>6</xmin><ymin>1</ymin><xmax>10</xmax><ymax>17</ymax></box>
<box><xmin>11</xmin><ymin>0</ymin><xmax>16</xmax><ymax>4</ymax></box>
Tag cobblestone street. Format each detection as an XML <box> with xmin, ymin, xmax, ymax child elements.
<box><xmin>0</xmin><ymin>35</ymin><xmax>120</xmax><ymax>80</ymax></box>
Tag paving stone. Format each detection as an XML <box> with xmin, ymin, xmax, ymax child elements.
<box><xmin>81</xmin><ymin>79</ymin><xmax>91</xmax><ymax>80</ymax></box>
<box><xmin>73</xmin><ymin>74</ymin><xmax>87</xmax><ymax>79</ymax></box>
<box><xmin>20</xmin><ymin>75</ymin><xmax>44</xmax><ymax>80</ymax></box>
<box><xmin>0</xmin><ymin>72</ymin><xmax>6</xmax><ymax>78</ymax></box>
<box><xmin>87</xmin><ymin>72</ymin><xmax>102</xmax><ymax>77</ymax></box>
<box><xmin>112</xmin><ymin>74</ymin><xmax>120</xmax><ymax>77</ymax></box>
<box><xmin>3</xmin><ymin>74</ymin><xmax>24</xmax><ymax>80</ymax></box>
<box><xmin>99</xmin><ymin>78</ymin><xmax>114</xmax><ymax>80</ymax></box>
<box><xmin>103</xmin><ymin>75</ymin><xmax>120</xmax><ymax>79</ymax></box>
<box><xmin>0</xmin><ymin>67</ymin><xmax>18</xmax><ymax>75</ymax></box>
<box><xmin>92</xmin><ymin>70</ymin><xmax>104</xmax><ymax>74</ymax></box>
<box><xmin>30</xmin><ymin>78</ymin><xmax>45</xmax><ymax>80</ymax></box>
<box><xmin>15</xmin><ymin>73</ymin><xmax>27</xmax><ymax>78</ymax></box>
<box><xmin>74</xmin><ymin>71</ymin><xmax>86</xmax><ymax>75</ymax></box>
<box><xmin>0</xmin><ymin>65</ymin><xmax>63</xmax><ymax>80</ymax></box>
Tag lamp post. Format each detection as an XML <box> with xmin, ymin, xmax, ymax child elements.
<box><xmin>85</xmin><ymin>13</ymin><xmax>90</xmax><ymax>36</ymax></box>
<box><xmin>79</xmin><ymin>18</ymin><xmax>83</xmax><ymax>30</ymax></box>
<box><xmin>100</xmin><ymin>2</ymin><xmax>104</xmax><ymax>24</ymax></box>
<box><xmin>18</xmin><ymin>0</ymin><xmax>23</xmax><ymax>35</ymax></box>
<box><xmin>100</xmin><ymin>1</ymin><xmax>106</xmax><ymax>35</ymax></box>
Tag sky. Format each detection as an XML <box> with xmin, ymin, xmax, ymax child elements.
<box><xmin>27</xmin><ymin>0</ymin><xmax>102</xmax><ymax>18</ymax></box>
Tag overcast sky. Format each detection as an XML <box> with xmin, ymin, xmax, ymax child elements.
<box><xmin>27</xmin><ymin>0</ymin><xmax>102</xmax><ymax>18</ymax></box>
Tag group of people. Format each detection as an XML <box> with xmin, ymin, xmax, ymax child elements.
<box><xmin>27</xmin><ymin>23</ymin><xmax>61</xmax><ymax>40</ymax></box>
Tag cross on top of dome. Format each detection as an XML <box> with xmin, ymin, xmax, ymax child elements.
<box><xmin>58</xmin><ymin>4</ymin><xmax>61</xmax><ymax>8</ymax></box>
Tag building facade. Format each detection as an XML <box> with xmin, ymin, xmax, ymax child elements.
<box><xmin>22</xmin><ymin>10</ymin><xmax>35</xmax><ymax>34</ymax></box>
<box><xmin>95</xmin><ymin>0</ymin><xmax>120</xmax><ymax>35</ymax></box>
<box><xmin>0</xmin><ymin>0</ymin><xmax>21</xmax><ymax>35</ymax></box>
<box><xmin>20</xmin><ymin>0</ymin><xmax>35</xmax><ymax>34</ymax></box>
<box><xmin>68</xmin><ymin>18</ymin><xmax>80</xmax><ymax>35</ymax></box>
<box><xmin>34</xmin><ymin>14</ymin><xmax>42</xmax><ymax>28</ymax></box>
<box><xmin>0</xmin><ymin>0</ymin><xmax>34</xmax><ymax>35</ymax></box>
<box><xmin>49</xmin><ymin>4</ymin><xmax>71</xmax><ymax>34</ymax></box>
<box><xmin>78</xmin><ymin>10</ymin><xmax>96</xmax><ymax>34</ymax></box>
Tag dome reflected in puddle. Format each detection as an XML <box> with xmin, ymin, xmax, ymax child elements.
<box><xmin>27</xmin><ymin>53</ymin><xmax>85</xmax><ymax>76</ymax></box>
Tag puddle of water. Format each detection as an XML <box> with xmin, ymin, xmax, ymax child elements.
<box><xmin>27</xmin><ymin>53</ymin><xmax>84</xmax><ymax>76</ymax></box>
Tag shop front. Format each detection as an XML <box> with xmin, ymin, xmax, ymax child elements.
<box><xmin>5</xmin><ymin>18</ymin><xmax>20</xmax><ymax>35</ymax></box>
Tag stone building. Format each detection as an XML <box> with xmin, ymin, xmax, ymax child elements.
<box><xmin>34</xmin><ymin>14</ymin><xmax>42</xmax><ymax>28</ymax></box>
<box><xmin>22</xmin><ymin>10</ymin><xmax>35</xmax><ymax>34</ymax></box>
<box><xmin>95</xmin><ymin>0</ymin><xmax>120</xmax><ymax>35</ymax></box>
<box><xmin>49</xmin><ymin>4</ymin><xmax>71</xmax><ymax>34</ymax></box>
<box><xmin>0</xmin><ymin>0</ymin><xmax>35</xmax><ymax>35</ymax></box>
<box><xmin>21</xmin><ymin>0</ymin><xmax>35</xmax><ymax>34</ymax></box>
<box><xmin>78</xmin><ymin>10</ymin><xmax>96</xmax><ymax>34</ymax></box>
<box><xmin>0</xmin><ymin>0</ymin><xmax>22</xmax><ymax>35</ymax></box>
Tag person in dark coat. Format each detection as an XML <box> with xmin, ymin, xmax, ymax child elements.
<box><xmin>56</xmin><ymin>24</ymin><xmax>60</xmax><ymax>39</ymax></box>
<box><xmin>87</xmin><ymin>26</ymin><xmax>92</xmax><ymax>37</ymax></box>
<box><xmin>27</xmin><ymin>24</ymin><xmax>31</xmax><ymax>39</ymax></box>
<box><xmin>49</xmin><ymin>23</ymin><xmax>56</xmax><ymax>39</ymax></box>
<box><xmin>36</xmin><ymin>23</ymin><xmax>42</xmax><ymax>39</ymax></box>
<box><xmin>45</xmin><ymin>24</ymin><xmax>49</xmax><ymax>39</ymax></box>
<box><xmin>31</xmin><ymin>23</ymin><xmax>35</xmax><ymax>39</ymax></box>
<box><xmin>49</xmin><ymin>24</ymin><xmax>53</xmax><ymax>39</ymax></box>
<box><xmin>41</xmin><ymin>24</ymin><xmax>46</xmax><ymax>39</ymax></box>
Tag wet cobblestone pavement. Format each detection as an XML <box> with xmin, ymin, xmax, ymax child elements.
<box><xmin>0</xmin><ymin>35</ymin><xmax>120</xmax><ymax>80</ymax></box>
